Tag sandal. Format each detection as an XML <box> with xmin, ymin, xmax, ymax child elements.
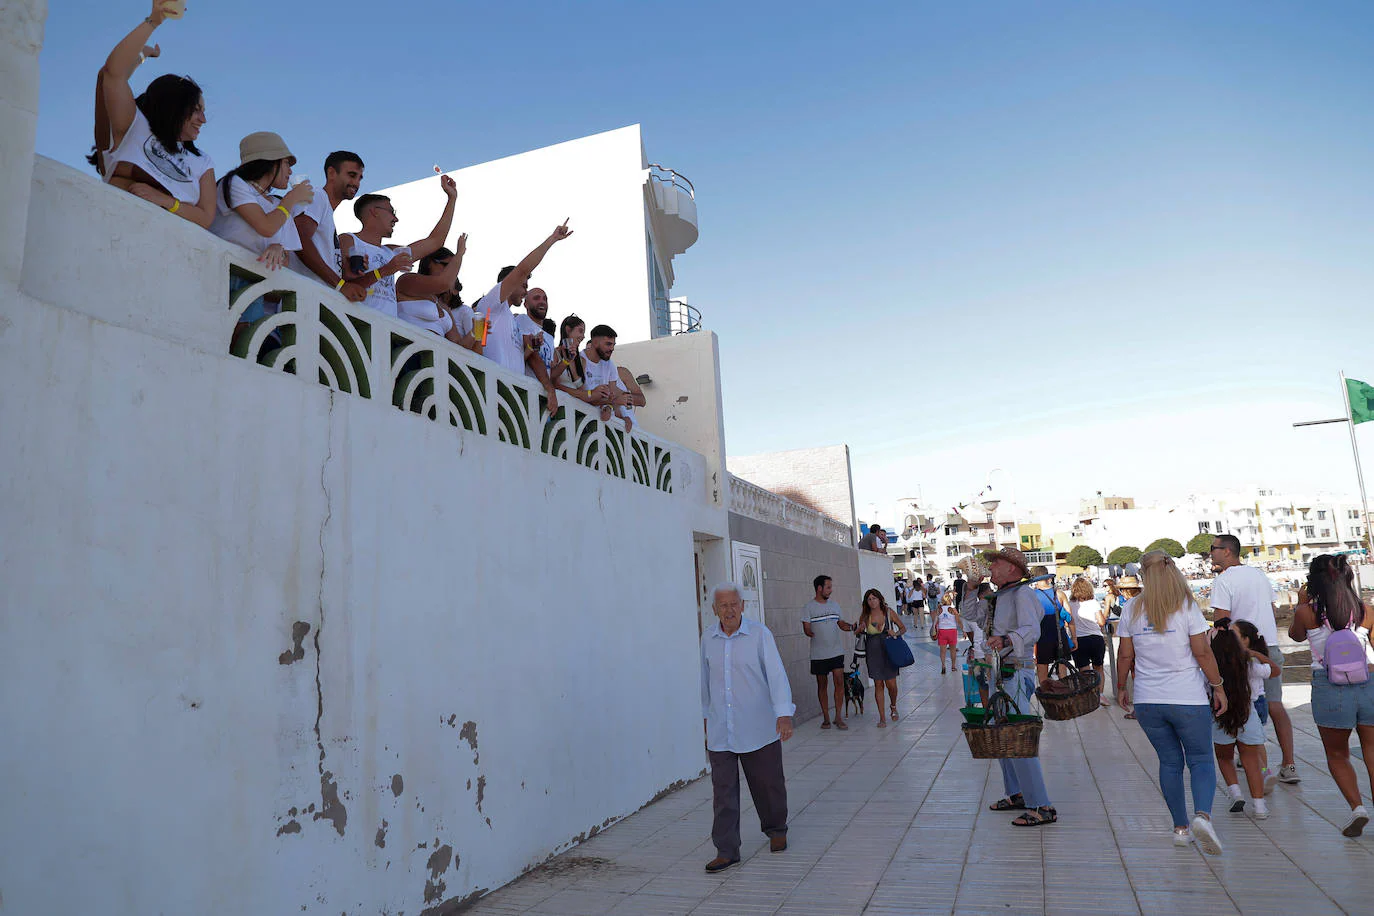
<box><xmin>835</xmin><ymin>720</ymin><xmax>848</xmax><ymax>730</ymax></box>
<box><xmin>1011</xmin><ymin>807</ymin><xmax>1057</xmax><ymax>827</ymax></box>
<box><xmin>820</xmin><ymin>722</ymin><xmax>832</xmax><ymax>729</ymax></box>
<box><xmin>989</xmin><ymin>795</ymin><xmax>1026</xmax><ymax>811</ymax></box>
<box><xmin>890</xmin><ymin>707</ymin><xmax>899</xmax><ymax>721</ymax></box>
<box><xmin>1124</xmin><ymin>711</ymin><xmax>1136</xmax><ymax>720</ymax></box>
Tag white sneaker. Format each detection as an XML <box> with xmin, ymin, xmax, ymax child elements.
<box><xmin>1262</xmin><ymin>769</ymin><xmax>1277</xmax><ymax>796</ymax></box>
<box><xmin>1277</xmin><ymin>764</ymin><xmax>1301</xmax><ymax>784</ymax></box>
<box><xmin>1173</xmin><ymin>828</ymin><xmax>1193</xmax><ymax>847</ymax></box>
<box><xmin>1192</xmin><ymin>815</ymin><xmax>1223</xmax><ymax>855</ymax></box>
<box><xmin>1251</xmin><ymin>800</ymin><xmax>1269</xmax><ymax>820</ymax></box>
<box><xmin>1343</xmin><ymin>806</ymin><xmax>1370</xmax><ymax>838</ymax></box>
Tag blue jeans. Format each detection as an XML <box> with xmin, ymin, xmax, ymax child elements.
<box><xmin>1134</xmin><ymin>703</ymin><xmax>1215</xmax><ymax>828</ymax></box>
<box><xmin>997</xmin><ymin>668</ymin><xmax>1051</xmax><ymax>809</ymax></box>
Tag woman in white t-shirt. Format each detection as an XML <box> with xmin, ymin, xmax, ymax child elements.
<box><xmin>210</xmin><ymin>132</ymin><xmax>314</xmax><ymax>337</ymax></box>
<box><xmin>396</xmin><ymin>238</ymin><xmax>481</xmax><ymax>353</ymax></box>
<box><xmin>1288</xmin><ymin>553</ymin><xmax>1374</xmax><ymax>837</ymax></box>
<box><xmin>95</xmin><ymin>2</ymin><xmax>216</xmax><ymax>228</ymax></box>
<box><xmin>1067</xmin><ymin>578</ymin><xmax>1109</xmax><ymax>706</ymax></box>
<box><xmin>1116</xmin><ymin>550</ymin><xmax>1229</xmax><ymax>854</ymax></box>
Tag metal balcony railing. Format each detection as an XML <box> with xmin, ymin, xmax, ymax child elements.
<box><xmin>648</xmin><ymin>163</ymin><xmax>695</xmax><ymax>200</ymax></box>
<box><xmin>653</xmin><ymin>296</ymin><xmax>702</xmax><ymax>336</ymax></box>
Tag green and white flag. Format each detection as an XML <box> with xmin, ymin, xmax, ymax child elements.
<box><xmin>1348</xmin><ymin>378</ymin><xmax>1374</xmax><ymax>425</ymax></box>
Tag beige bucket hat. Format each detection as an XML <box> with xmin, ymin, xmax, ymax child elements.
<box><xmin>238</xmin><ymin>131</ymin><xmax>297</xmax><ymax>166</ymax></box>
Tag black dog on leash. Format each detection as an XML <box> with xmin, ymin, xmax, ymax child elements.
<box><xmin>843</xmin><ymin>660</ymin><xmax>865</xmax><ymax>717</ymax></box>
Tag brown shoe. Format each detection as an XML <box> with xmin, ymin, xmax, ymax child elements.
<box><xmin>704</xmin><ymin>857</ymin><xmax>739</xmax><ymax>873</ymax></box>
<box><xmin>769</xmin><ymin>835</ymin><xmax>787</xmax><ymax>853</ymax></box>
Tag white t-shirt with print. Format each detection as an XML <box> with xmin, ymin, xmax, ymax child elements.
<box><xmin>1247</xmin><ymin>658</ymin><xmax>1268</xmax><ymax>700</ymax></box>
<box><xmin>210</xmin><ymin>176</ymin><xmax>302</xmax><ymax>257</ymax></box>
<box><xmin>937</xmin><ymin>607</ymin><xmax>958</xmax><ymax>631</ymax></box>
<box><xmin>1119</xmin><ymin>597</ymin><xmax>1211</xmax><ymax>706</ymax></box>
<box><xmin>472</xmin><ymin>283</ymin><xmax>525</xmax><ymax>374</ymax></box>
<box><xmin>103</xmin><ymin>108</ymin><xmax>214</xmax><ymax>203</ymax></box>
<box><xmin>515</xmin><ymin>314</ymin><xmax>556</xmax><ymax>380</ymax></box>
<box><xmin>1209</xmin><ymin>565</ymin><xmax>1279</xmax><ymax>648</ymax></box>
<box><xmin>289</xmin><ymin>187</ymin><xmax>340</xmax><ymax>281</ymax></box>
<box><xmin>341</xmin><ymin>235</ymin><xmax>409</xmax><ymax>319</ymax></box>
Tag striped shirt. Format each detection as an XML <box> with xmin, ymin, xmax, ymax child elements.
<box><xmin>804</xmin><ymin>598</ymin><xmax>846</xmax><ymax>660</ymax></box>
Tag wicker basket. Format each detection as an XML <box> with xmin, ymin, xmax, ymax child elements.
<box><xmin>1036</xmin><ymin>668</ymin><xmax>1103</xmax><ymax>721</ymax></box>
<box><xmin>962</xmin><ymin>716</ymin><xmax>1043</xmax><ymax>759</ymax></box>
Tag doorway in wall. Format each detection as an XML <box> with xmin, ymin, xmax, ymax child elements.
<box><xmin>731</xmin><ymin>541</ymin><xmax>764</xmax><ymax>624</ymax></box>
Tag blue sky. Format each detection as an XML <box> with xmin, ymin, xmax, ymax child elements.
<box><xmin>37</xmin><ymin>1</ymin><xmax>1374</xmax><ymax>517</ymax></box>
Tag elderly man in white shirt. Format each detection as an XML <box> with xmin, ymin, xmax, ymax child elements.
<box><xmin>700</xmin><ymin>582</ymin><xmax>795</xmax><ymax>873</ymax></box>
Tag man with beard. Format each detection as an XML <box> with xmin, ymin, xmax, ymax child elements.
<box><xmin>340</xmin><ymin>177</ymin><xmax>457</xmax><ymax>320</ymax></box>
<box><xmin>517</xmin><ymin>287</ymin><xmax>557</xmax><ymax>383</ymax></box>
<box><xmin>291</xmin><ymin>150</ymin><xmax>367</xmax><ymax>302</ymax></box>
<box><xmin>582</xmin><ymin>324</ymin><xmax>637</xmax><ymax>429</ymax></box>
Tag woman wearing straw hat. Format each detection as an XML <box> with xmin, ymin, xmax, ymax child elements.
<box><xmin>1114</xmin><ymin>574</ymin><xmax>1142</xmax><ymax>719</ymax></box>
<box><xmin>1115</xmin><ymin>550</ymin><xmax>1228</xmax><ymax>854</ymax></box>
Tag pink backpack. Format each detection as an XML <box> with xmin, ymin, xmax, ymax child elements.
<box><xmin>1323</xmin><ymin>624</ymin><xmax>1369</xmax><ymax>686</ymax></box>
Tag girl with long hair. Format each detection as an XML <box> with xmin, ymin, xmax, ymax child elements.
<box><xmin>1209</xmin><ymin>628</ymin><xmax>1269</xmax><ymax>819</ymax></box>
<box><xmin>1231</xmin><ymin>619</ymin><xmax>1280</xmax><ymax>792</ymax></box>
<box><xmin>96</xmin><ymin>2</ymin><xmax>216</xmax><ymax>227</ymax></box>
<box><xmin>1289</xmin><ymin>553</ymin><xmax>1374</xmax><ymax>836</ymax></box>
<box><xmin>1068</xmin><ymin>577</ymin><xmax>1109</xmax><ymax>706</ymax></box>
<box><xmin>397</xmin><ymin>239</ymin><xmax>481</xmax><ymax>352</ymax></box>
<box><xmin>856</xmin><ymin>589</ymin><xmax>906</xmax><ymax>727</ymax></box>
<box><xmin>551</xmin><ymin>315</ymin><xmax>588</xmax><ymax>399</ymax></box>
<box><xmin>1116</xmin><ymin>551</ymin><xmax>1228</xmax><ymax>853</ymax></box>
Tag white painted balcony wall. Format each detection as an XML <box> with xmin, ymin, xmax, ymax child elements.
<box><xmin>1</xmin><ymin>151</ymin><xmax>729</xmax><ymax>914</ymax></box>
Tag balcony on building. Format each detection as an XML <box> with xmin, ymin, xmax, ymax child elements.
<box><xmin>646</xmin><ymin>163</ymin><xmax>701</xmax><ymax>338</ymax></box>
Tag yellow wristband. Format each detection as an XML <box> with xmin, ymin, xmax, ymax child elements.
<box><xmin>373</xmin><ymin>269</ymin><xmax>382</xmax><ymax>281</ymax></box>
<box><xmin>335</xmin><ymin>279</ymin><xmax>346</xmax><ymax>290</ymax></box>
<box><xmin>168</xmin><ymin>199</ymin><xmax>181</xmax><ymax>214</ymax></box>
<box><xmin>275</xmin><ymin>205</ymin><xmax>290</xmax><ymax>217</ymax></box>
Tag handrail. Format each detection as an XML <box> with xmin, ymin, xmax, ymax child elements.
<box><xmin>727</xmin><ymin>473</ymin><xmax>853</xmax><ymax>546</ymax></box>
<box><xmin>652</xmin><ymin>296</ymin><xmax>702</xmax><ymax>336</ymax></box>
<box><xmin>224</xmin><ymin>256</ymin><xmax>685</xmax><ymax>497</ymax></box>
<box><xmin>648</xmin><ymin>163</ymin><xmax>695</xmax><ymax>199</ymax></box>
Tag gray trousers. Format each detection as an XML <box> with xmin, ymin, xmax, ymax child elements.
<box><xmin>708</xmin><ymin>739</ymin><xmax>788</xmax><ymax>859</ymax></box>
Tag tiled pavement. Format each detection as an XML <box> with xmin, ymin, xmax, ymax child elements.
<box><xmin>466</xmin><ymin>637</ymin><xmax>1374</xmax><ymax>915</ymax></box>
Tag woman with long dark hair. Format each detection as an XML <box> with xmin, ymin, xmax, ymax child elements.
<box><xmin>856</xmin><ymin>589</ymin><xmax>906</xmax><ymax>727</ymax></box>
<box><xmin>1209</xmin><ymin>628</ymin><xmax>1268</xmax><ymax>820</ymax></box>
<box><xmin>397</xmin><ymin>239</ymin><xmax>480</xmax><ymax>352</ymax></box>
<box><xmin>551</xmin><ymin>315</ymin><xmax>588</xmax><ymax>400</ymax></box>
<box><xmin>1289</xmin><ymin>553</ymin><xmax>1374</xmax><ymax>836</ymax></box>
<box><xmin>96</xmin><ymin>1</ymin><xmax>216</xmax><ymax>227</ymax></box>
<box><xmin>1116</xmin><ymin>551</ymin><xmax>1228</xmax><ymax>853</ymax></box>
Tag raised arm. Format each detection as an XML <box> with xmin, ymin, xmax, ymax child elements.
<box><xmin>100</xmin><ymin>2</ymin><xmax>180</xmax><ymax>149</ymax></box>
<box><xmin>397</xmin><ymin>233</ymin><xmax>466</xmax><ymax>299</ymax></box>
<box><xmin>499</xmin><ymin>220</ymin><xmax>574</xmax><ymax>302</ymax></box>
<box><xmin>406</xmin><ymin>176</ymin><xmax>458</xmax><ymax>261</ymax></box>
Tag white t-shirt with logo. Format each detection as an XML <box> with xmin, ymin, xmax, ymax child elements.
<box><xmin>515</xmin><ymin>314</ymin><xmax>555</xmax><ymax>380</ymax></box>
<box><xmin>1209</xmin><ymin>565</ymin><xmax>1279</xmax><ymax>648</ymax></box>
<box><xmin>1119</xmin><ymin>597</ymin><xmax>1211</xmax><ymax>706</ymax></box>
<box><xmin>210</xmin><ymin>176</ymin><xmax>302</xmax><ymax>257</ymax></box>
<box><xmin>104</xmin><ymin>108</ymin><xmax>214</xmax><ymax>203</ymax></box>
<box><xmin>472</xmin><ymin>284</ymin><xmax>525</xmax><ymax>374</ymax></box>
<box><xmin>937</xmin><ymin>607</ymin><xmax>958</xmax><ymax>631</ymax></box>
<box><xmin>341</xmin><ymin>235</ymin><xmax>409</xmax><ymax>319</ymax></box>
<box><xmin>289</xmin><ymin>187</ymin><xmax>341</xmax><ymax>280</ymax></box>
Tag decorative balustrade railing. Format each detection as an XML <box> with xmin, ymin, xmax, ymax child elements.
<box><xmin>225</xmin><ymin>260</ymin><xmax>679</xmax><ymax>494</ymax></box>
<box><xmin>727</xmin><ymin>474</ymin><xmax>854</xmax><ymax>546</ymax></box>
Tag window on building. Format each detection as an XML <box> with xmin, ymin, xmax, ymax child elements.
<box><xmin>1321</xmin><ymin>528</ymin><xmax>1332</xmax><ymax>538</ymax></box>
<box><xmin>1355</xmin><ymin>526</ymin><xmax>1365</xmax><ymax>537</ymax></box>
<box><xmin>1303</xmin><ymin>526</ymin><xmax>1315</xmax><ymax>538</ymax></box>
<box><xmin>946</xmin><ymin>545</ymin><xmax>961</xmax><ymax>557</ymax></box>
<box><xmin>1318</xmin><ymin>510</ymin><xmax>1328</xmax><ymax>520</ymax></box>
<box><xmin>1350</xmin><ymin>509</ymin><xmax>1361</xmax><ymax>519</ymax></box>
<box><xmin>1198</xmin><ymin>522</ymin><xmax>1211</xmax><ymax>533</ymax></box>
<box><xmin>944</xmin><ymin>525</ymin><xmax>959</xmax><ymax>536</ymax></box>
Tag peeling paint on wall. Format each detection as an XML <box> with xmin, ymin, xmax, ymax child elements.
<box><xmin>275</xmin><ymin>819</ymin><xmax>301</xmax><ymax>837</ymax></box>
<box><xmin>391</xmin><ymin>774</ymin><xmax>403</xmax><ymax>797</ymax></box>
<box><xmin>374</xmin><ymin>819</ymin><xmax>388</xmax><ymax>849</ymax></box>
<box><xmin>278</xmin><ymin>621</ymin><xmax>311</xmax><ymax>665</ymax></box>
<box><xmin>457</xmin><ymin>721</ymin><xmax>478</xmax><ymax>765</ymax></box>
<box><xmin>419</xmin><ymin>886</ymin><xmax>488</xmax><ymax>916</ymax></box>
<box><xmin>423</xmin><ymin>844</ymin><xmax>453</xmax><ymax>904</ymax></box>
<box><xmin>314</xmin><ymin>770</ymin><xmax>347</xmax><ymax>837</ymax></box>
<box><xmin>475</xmin><ymin>775</ymin><xmax>489</xmax><ymax>827</ymax></box>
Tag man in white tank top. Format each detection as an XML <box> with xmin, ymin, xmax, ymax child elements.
<box><xmin>339</xmin><ymin>176</ymin><xmax>458</xmax><ymax>319</ymax></box>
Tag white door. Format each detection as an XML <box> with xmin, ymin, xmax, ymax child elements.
<box><xmin>731</xmin><ymin>541</ymin><xmax>764</xmax><ymax>624</ymax></box>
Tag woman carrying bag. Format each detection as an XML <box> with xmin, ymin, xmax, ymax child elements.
<box><xmin>857</xmin><ymin>589</ymin><xmax>907</xmax><ymax>728</ymax></box>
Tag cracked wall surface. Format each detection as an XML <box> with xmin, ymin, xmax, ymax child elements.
<box><xmin>0</xmin><ymin>156</ymin><xmax>723</xmax><ymax>914</ymax></box>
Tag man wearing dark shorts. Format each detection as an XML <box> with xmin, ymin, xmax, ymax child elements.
<box><xmin>803</xmin><ymin>575</ymin><xmax>854</xmax><ymax>729</ymax></box>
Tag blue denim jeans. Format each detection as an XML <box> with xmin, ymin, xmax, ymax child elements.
<box><xmin>1134</xmin><ymin>703</ymin><xmax>1215</xmax><ymax>828</ymax></box>
<box><xmin>997</xmin><ymin>668</ymin><xmax>1051</xmax><ymax>809</ymax></box>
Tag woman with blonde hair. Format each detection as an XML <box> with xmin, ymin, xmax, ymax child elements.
<box><xmin>1116</xmin><ymin>550</ymin><xmax>1229</xmax><ymax>854</ymax></box>
<box><xmin>1068</xmin><ymin>577</ymin><xmax>1109</xmax><ymax>707</ymax></box>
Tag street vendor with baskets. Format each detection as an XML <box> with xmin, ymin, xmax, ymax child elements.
<box><xmin>969</xmin><ymin>546</ymin><xmax>1059</xmax><ymax>827</ymax></box>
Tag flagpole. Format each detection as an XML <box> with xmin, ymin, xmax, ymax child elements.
<box><xmin>1340</xmin><ymin>370</ymin><xmax>1373</xmax><ymax>558</ymax></box>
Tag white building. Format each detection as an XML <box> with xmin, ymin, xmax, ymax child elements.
<box><xmin>339</xmin><ymin>125</ymin><xmax>700</xmax><ymax>344</ymax></box>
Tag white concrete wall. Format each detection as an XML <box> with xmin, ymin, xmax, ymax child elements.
<box><xmin>341</xmin><ymin>125</ymin><xmax>663</xmax><ymax>344</ymax></box>
<box><xmin>1</xmin><ymin>157</ymin><xmax>726</xmax><ymax>914</ymax></box>
<box><xmin>859</xmin><ymin>549</ymin><xmax>898</xmax><ymax>609</ymax></box>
